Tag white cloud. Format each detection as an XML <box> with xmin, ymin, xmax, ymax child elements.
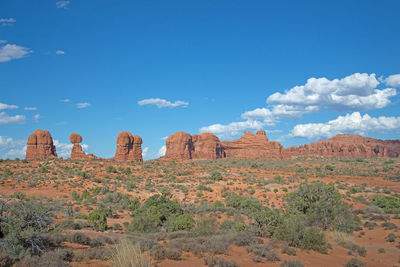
<box><xmin>0</xmin><ymin>102</ymin><xmax>18</xmax><ymax>110</ymax></box>
<box><xmin>290</xmin><ymin>112</ymin><xmax>400</xmax><ymax>140</ymax></box>
<box><xmin>0</xmin><ymin>44</ymin><xmax>32</xmax><ymax>63</ymax></box>
<box><xmin>76</xmin><ymin>102</ymin><xmax>91</xmax><ymax>109</ymax></box>
<box><xmin>53</xmin><ymin>140</ymin><xmax>88</xmax><ymax>158</ymax></box>
<box><xmin>142</xmin><ymin>147</ymin><xmax>149</xmax><ymax>157</ymax></box>
<box><xmin>200</xmin><ymin>119</ymin><xmax>267</xmax><ymax>139</ymax></box>
<box><xmin>24</xmin><ymin>107</ymin><xmax>37</xmax><ymax>111</ymax></box>
<box><xmin>60</xmin><ymin>98</ymin><xmax>70</xmax><ymax>103</ymax></box>
<box><xmin>34</xmin><ymin>114</ymin><xmax>40</xmax><ymax>122</ymax></box>
<box><xmin>0</xmin><ymin>18</ymin><xmax>16</xmax><ymax>26</ymax></box>
<box><xmin>0</xmin><ymin>40</ymin><xmax>7</xmax><ymax>44</ymax></box>
<box><xmin>56</xmin><ymin>50</ymin><xmax>65</xmax><ymax>55</ymax></box>
<box><xmin>56</xmin><ymin>1</ymin><xmax>70</xmax><ymax>9</ymax></box>
<box><xmin>138</xmin><ymin>98</ymin><xmax>189</xmax><ymax>108</ymax></box>
<box><xmin>384</xmin><ymin>74</ymin><xmax>400</xmax><ymax>88</ymax></box>
<box><xmin>0</xmin><ymin>136</ymin><xmax>26</xmax><ymax>159</ymax></box>
<box><xmin>267</xmin><ymin>73</ymin><xmax>396</xmax><ymax>111</ymax></box>
<box><xmin>0</xmin><ymin>112</ymin><xmax>25</xmax><ymax>125</ymax></box>
<box><xmin>160</xmin><ymin>136</ymin><xmax>168</xmax><ymax>140</ymax></box>
<box><xmin>158</xmin><ymin>145</ymin><xmax>166</xmax><ymax>157</ymax></box>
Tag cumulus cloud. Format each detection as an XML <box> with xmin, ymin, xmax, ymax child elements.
<box><xmin>290</xmin><ymin>112</ymin><xmax>400</xmax><ymax>140</ymax></box>
<box><xmin>158</xmin><ymin>145</ymin><xmax>166</xmax><ymax>157</ymax></box>
<box><xmin>267</xmin><ymin>73</ymin><xmax>396</xmax><ymax>111</ymax></box>
<box><xmin>0</xmin><ymin>136</ymin><xmax>26</xmax><ymax>159</ymax></box>
<box><xmin>142</xmin><ymin>147</ymin><xmax>149</xmax><ymax>157</ymax></box>
<box><xmin>0</xmin><ymin>18</ymin><xmax>16</xmax><ymax>26</ymax></box>
<box><xmin>60</xmin><ymin>98</ymin><xmax>70</xmax><ymax>103</ymax></box>
<box><xmin>138</xmin><ymin>98</ymin><xmax>189</xmax><ymax>108</ymax></box>
<box><xmin>0</xmin><ymin>40</ymin><xmax>7</xmax><ymax>44</ymax></box>
<box><xmin>56</xmin><ymin>50</ymin><xmax>65</xmax><ymax>55</ymax></box>
<box><xmin>53</xmin><ymin>140</ymin><xmax>88</xmax><ymax>158</ymax></box>
<box><xmin>0</xmin><ymin>102</ymin><xmax>18</xmax><ymax>110</ymax></box>
<box><xmin>200</xmin><ymin>72</ymin><xmax>399</xmax><ymax>139</ymax></box>
<box><xmin>56</xmin><ymin>1</ymin><xmax>70</xmax><ymax>9</ymax></box>
<box><xmin>200</xmin><ymin>119</ymin><xmax>268</xmax><ymax>139</ymax></box>
<box><xmin>34</xmin><ymin>114</ymin><xmax>40</xmax><ymax>122</ymax></box>
<box><xmin>76</xmin><ymin>102</ymin><xmax>91</xmax><ymax>109</ymax></box>
<box><xmin>24</xmin><ymin>107</ymin><xmax>37</xmax><ymax>111</ymax></box>
<box><xmin>0</xmin><ymin>112</ymin><xmax>25</xmax><ymax>125</ymax></box>
<box><xmin>0</xmin><ymin>44</ymin><xmax>32</xmax><ymax>63</ymax></box>
<box><xmin>384</xmin><ymin>74</ymin><xmax>400</xmax><ymax>88</ymax></box>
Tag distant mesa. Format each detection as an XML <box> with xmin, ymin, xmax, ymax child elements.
<box><xmin>70</xmin><ymin>133</ymin><xmax>99</xmax><ymax>160</ymax></box>
<box><xmin>283</xmin><ymin>134</ymin><xmax>400</xmax><ymax>158</ymax></box>
<box><xmin>114</xmin><ymin>131</ymin><xmax>143</xmax><ymax>162</ymax></box>
<box><xmin>26</xmin><ymin>129</ymin><xmax>57</xmax><ymax>160</ymax></box>
<box><xmin>165</xmin><ymin>131</ymin><xmax>400</xmax><ymax>160</ymax></box>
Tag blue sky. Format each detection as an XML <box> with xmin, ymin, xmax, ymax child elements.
<box><xmin>1</xmin><ymin>0</ymin><xmax>400</xmax><ymax>160</ymax></box>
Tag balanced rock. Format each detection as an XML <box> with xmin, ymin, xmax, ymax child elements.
<box><xmin>26</xmin><ymin>129</ymin><xmax>57</xmax><ymax>160</ymax></box>
<box><xmin>114</xmin><ymin>131</ymin><xmax>143</xmax><ymax>161</ymax></box>
<box><xmin>70</xmin><ymin>133</ymin><xmax>97</xmax><ymax>160</ymax></box>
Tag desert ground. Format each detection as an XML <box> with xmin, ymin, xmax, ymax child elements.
<box><xmin>0</xmin><ymin>156</ymin><xmax>399</xmax><ymax>267</ymax></box>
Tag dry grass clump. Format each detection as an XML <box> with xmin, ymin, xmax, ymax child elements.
<box><xmin>112</xmin><ymin>239</ymin><xmax>152</xmax><ymax>267</ymax></box>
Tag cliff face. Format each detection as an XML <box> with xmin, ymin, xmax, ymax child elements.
<box><xmin>221</xmin><ymin>131</ymin><xmax>283</xmax><ymax>159</ymax></box>
<box><xmin>26</xmin><ymin>129</ymin><xmax>57</xmax><ymax>160</ymax></box>
<box><xmin>165</xmin><ymin>131</ymin><xmax>400</xmax><ymax>161</ymax></box>
<box><xmin>283</xmin><ymin>134</ymin><xmax>400</xmax><ymax>158</ymax></box>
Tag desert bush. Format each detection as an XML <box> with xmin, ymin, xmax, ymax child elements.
<box><xmin>150</xmin><ymin>244</ymin><xmax>166</xmax><ymax>261</ymax></box>
<box><xmin>273</xmin><ymin>214</ymin><xmax>327</xmax><ymax>253</ymax></box>
<box><xmin>165</xmin><ymin>248</ymin><xmax>182</xmax><ymax>260</ymax></box>
<box><xmin>112</xmin><ymin>239</ymin><xmax>152</xmax><ymax>267</ymax></box>
<box><xmin>168</xmin><ymin>213</ymin><xmax>195</xmax><ymax>232</ymax></box>
<box><xmin>371</xmin><ymin>195</ymin><xmax>400</xmax><ymax>213</ymax></box>
<box><xmin>247</xmin><ymin>243</ymin><xmax>280</xmax><ymax>262</ymax></box>
<box><xmin>286</xmin><ymin>181</ymin><xmax>359</xmax><ymax>233</ymax></box>
<box><xmin>280</xmin><ymin>260</ymin><xmax>304</xmax><ymax>267</ymax></box>
<box><xmin>66</xmin><ymin>232</ymin><xmax>91</xmax><ymax>245</ymax></box>
<box><xmin>193</xmin><ymin>216</ymin><xmax>218</xmax><ymax>236</ymax></box>
<box><xmin>345</xmin><ymin>258</ymin><xmax>366</xmax><ymax>267</ymax></box>
<box><xmin>204</xmin><ymin>256</ymin><xmax>239</xmax><ymax>267</ymax></box>
<box><xmin>88</xmin><ymin>210</ymin><xmax>107</xmax><ymax>231</ymax></box>
<box><xmin>0</xmin><ymin>198</ymin><xmax>53</xmax><ymax>257</ymax></box>
<box><xmin>281</xmin><ymin>244</ymin><xmax>296</xmax><ymax>255</ymax></box>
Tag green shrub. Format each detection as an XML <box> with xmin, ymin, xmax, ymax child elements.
<box><xmin>88</xmin><ymin>210</ymin><xmax>107</xmax><ymax>231</ymax></box>
<box><xmin>286</xmin><ymin>181</ymin><xmax>359</xmax><ymax>232</ymax></box>
<box><xmin>168</xmin><ymin>214</ymin><xmax>195</xmax><ymax>232</ymax></box>
<box><xmin>371</xmin><ymin>195</ymin><xmax>400</xmax><ymax>213</ymax></box>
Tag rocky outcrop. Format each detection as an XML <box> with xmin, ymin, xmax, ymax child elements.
<box><xmin>192</xmin><ymin>133</ymin><xmax>224</xmax><ymax>159</ymax></box>
<box><xmin>165</xmin><ymin>132</ymin><xmax>194</xmax><ymax>160</ymax></box>
<box><xmin>165</xmin><ymin>130</ymin><xmax>283</xmax><ymax>160</ymax></box>
<box><xmin>26</xmin><ymin>129</ymin><xmax>57</xmax><ymax>160</ymax></box>
<box><xmin>114</xmin><ymin>131</ymin><xmax>143</xmax><ymax>161</ymax></box>
<box><xmin>221</xmin><ymin>130</ymin><xmax>283</xmax><ymax>159</ymax></box>
<box><xmin>283</xmin><ymin>134</ymin><xmax>400</xmax><ymax>158</ymax></box>
<box><xmin>70</xmin><ymin>133</ymin><xmax>98</xmax><ymax>160</ymax></box>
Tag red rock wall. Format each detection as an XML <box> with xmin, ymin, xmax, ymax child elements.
<box><xmin>114</xmin><ymin>131</ymin><xmax>143</xmax><ymax>161</ymax></box>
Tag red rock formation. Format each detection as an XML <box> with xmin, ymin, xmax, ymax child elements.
<box><xmin>26</xmin><ymin>129</ymin><xmax>57</xmax><ymax>160</ymax></box>
<box><xmin>165</xmin><ymin>132</ymin><xmax>194</xmax><ymax>160</ymax></box>
<box><xmin>192</xmin><ymin>133</ymin><xmax>224</xmax><ymax>159</ymax></box>
<box><xmin>221</xmin><ymin>131</ymin><xmax>283</xmax><ymax>159</ymax></box>
<box><xmin>114</xmin><ymin>131</ymin><xmax>143</xmax><ymax>161</ymax></box>
<box><xmin>69</xmin><ymin>133</ymin><xmax>99</xmax><ymax>160</ymax></box>
<box><xmin>283</xmin><ymin>134</ymin><xmax>400</xmax><ymax>158</ymax></box>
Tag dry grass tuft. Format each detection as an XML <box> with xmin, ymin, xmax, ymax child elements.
<box><xmin>112</xmin><ymin>239</ymin><xmax>152</xmax><ymax>267</ymax></box>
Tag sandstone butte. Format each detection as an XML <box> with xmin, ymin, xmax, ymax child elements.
<box><xmin>165</xmin><ymin>131</ymin><xmax>400</xmax><ymax>160</ymax></box>
<box><xmin>25</xmin><ymin>129</ymin><xmax>58</xmax><ymax>160</ymax></box>
<box><xmin>113</xmin><ymin>131</ymin><xmax>143</xmax><ymax>162</ymax></box>
<box><xmin>69</xmin><ymin>133</ymin><xmax>99</xmax><ymax>160</ymax></box>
